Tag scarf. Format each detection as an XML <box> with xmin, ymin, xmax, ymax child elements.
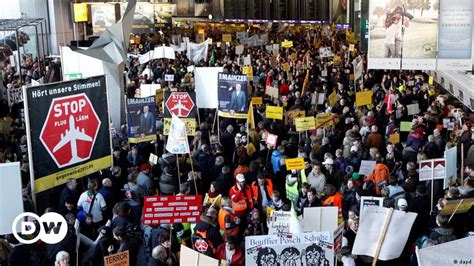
<box><xmin>208</xmin><ymin>190</ymin><xmax>219</xmax><ymax>198</ymax></box>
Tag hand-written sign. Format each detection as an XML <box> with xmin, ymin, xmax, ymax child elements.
<box><xmin>286</xmin><ymin>158</ymin><xmax>305</xmax><ymax>170</ymax></box>
<box><xmin>359</xmin><ymin>160</ymin><xmax>376</xmax><ymax>176</ymax></box>
<box><xmin>104</xmin><ymin>251</ymin><xmax>129</xmax><ymax>266</ymax></box>
<box><xmin>266</xmin><ymin>106</ymin><xmax>283</xmax><ymax>120</ymax></box>
<box><xmin>142</xmin><ymin>195</ymin><xmax>203</xmax><ymax>225</ymax></box>
<box><xmin>252</xmin><ymin>97</ymin><xmax>263</xmax><ymax>105</ymax></box>
<box><xmin>316</xmin><ymin>113</ymin><xmax>334</xmax><ymax>127</ymax></box>
<box><xmin>295</xmin><ymin>117</ymin><xmax>316</xmax><ymax>131</ymax></box>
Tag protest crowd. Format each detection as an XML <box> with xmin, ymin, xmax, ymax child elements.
<box><xmin>1</xmin><ymin>20</ymin><xmax>474</xmax><ymax>266</ymax></box>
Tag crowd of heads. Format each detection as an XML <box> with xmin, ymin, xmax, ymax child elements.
<box><xmin>0</xmin><ymin>21</ymin><xmax>473</xmax><ymax>266</ymax></box>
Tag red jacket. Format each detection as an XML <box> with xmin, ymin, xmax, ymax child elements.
<box><xmin>215</xmin><ymin>243</ymin><xmax>244</xmax><ymax>266</ymax></box>
<box><xmin>280</xmin><ymin>83</ymin><xmax>290</xmax><ymax>96</ymax></box>
<box><xmin>229</xmin><ymin>184</ymin><xmax>254</xmax><ymax>217</ymax></box>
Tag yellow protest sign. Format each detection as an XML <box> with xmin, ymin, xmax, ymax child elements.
<box><xmin>389</xmin><ymin>133</ymin><xmax>400</xmax><ymax>144</ymax></box>
<box><xmin>164</xmin><ymin>118</ymin><xmax>196</xmax><ymax>136</ymax></box>
<box><xmin>441</xmin><ymin>198</ymin><xmax>474</xmax><ymax>215</ymax></box>
<box><xmin>252</xmin><ymin>97</ymin><xmax>263</xmax><ymax>105</ymax></box>
<box><xmin>295</xmin><ymin>117</ymin><xmax>316</xmax><ymax>132</ymax></box>
<box><xmin>266</xmin><ymin>106</ymin><xmax>283</xmax><ymax>120</ymax></box>
<box><xmin>328</xmin><ymin>91</ymin><xmax>338</xmax><ymax>107</ymax></box>
<box><xmin>355</xmin><ymin>91</ymin><xmax>373</xmax><ymax>107</ymax></box>
<box><xmin>291</xmin><ymin>53</ymin><xmax>297</xmax><ymax>61</ymax></box>
<box><xmin>286</xmin><ymin>158</ymin><xmax>305</xmax><ymax>170</ymax></box>
<box><xmin>282</xmin><ymin>63</ymin><xmax>290</xmax><ymax>72</ymax></box>
<box><xmin>429</xmin><ymin>76</ymin><xmax>433</xmax><ymax>85</ymax></box>
<box><xmin>349</xmin><ymin>44</ymin><xmax>355</xmax><ymax>52</ymax></box>
<box><xmin>281</xmin><ymin>41</ymin><xmax>293</xmax><ymax>48</ymax></box>
<box><xmin>242</xmin><ymin>66</ymin><xmax>253</xmax><ymax>79</ymax></box>
<box><xmin>222</xmin><ymin>34</ymin><xmax>232</xmax><ymax>43</ymax></box>
<box><xmin>316</xmin><ymin>113</ymin><xmax>334</xmax><ymax>127</ymax></box>
<box><xmin>104</xmin><ymin>251</ymin><xmax>129</xmax><ymax>266</ymax></box>
<box><xmin>286</xmin><ymin>110</ymin><xmax>305</xmax><ymax>124</ymax></box>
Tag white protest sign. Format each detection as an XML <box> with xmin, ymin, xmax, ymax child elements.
<box><xmin>359</xmin><ymin>160</ymin><xmax>376</xmax><ymax>176</ymax></box>
<box><xmin>7</xmin><ymin>86</ymin><xmax>24</xmax><ymax>107</ymax></box>
<box><xmin>244</xmin><ymin>55</ymin><xmax>251</xmax><ymax>65</ymax></box>
<box><xmin>419</xmin><ymin>159</ymin><xmax>446</xmax><ymax>181</ymax></box>
<box><xmin>0</xmin><ymin>162</ymin><xmax>24</xmax><ymax>234</ymax></box>
<box><xmin>153</xmin><ymin>46</ymin><xmax>176</xmax><ymax>60</ymax></box>
<box><xmin>407</xmin><ymin>103</ymin><xmax>420</xmax><ymax>116</ymax></box>
<box><xmin>352</xmin><ymin>206</ymin><xmax>417</xmax><ymax>261</ymax></box>
<box><xmin>139</xmin><ymin>84</ymin><xmax>161</xmax><ymax>98</ymax></box>
<box><xmin>180</xmin><ymin>245</ymin><xmax>219</xmax><ymax>266</ymax></box>
<box><xmin>187</xmin><ymin>65</ymin><xmax>194</xmax><ymax>73</ymax></box>
<box><xmin>235</xmin><ymin>45</ymin><xmax>244</xmax><ymax>55</ymax></box>
<box><xmin>165</xmin><ymin>74</ymin><xmax>174</xmax><ymax>82</ymax></box>
<box><xmin>416</xmin><ymin>236</ymin><xmax>474</xmax><ymax>266</ymax></box>
<box><xmin>266</xmin><ymin>133</ymin><xmax>278</xmax><ymax>147</ymax></box>
<box><xmin>302</xmin><ymin>207</ymin><xmax>338</xmax><ymax>232</ymax></box>
<box><xmin>265</xmin><ymin>86</ymin><xmax>279</xmax><ymax>98</ymax></box>
<box><xmin>317</xmin><ymin>93</ymin><xmax>325</xmax><ymax>105</ymax></box>
<box><xmin>432</xmin><ymin>159</ymin><xmax>446</xmax><ymax>180</ymax></box>
<box><xmin>419</xmin><ymin>160</ymin><xmax>434</xmax><ymax>181</ymax></box>
<box><xmin>353</xmin><ymin>57</ymin><xmax>363</xmax><ymax>81</ymax></box>
<box><xmin>245</xmin><ymin>232</ymin><xmax>334</xmax><ymax>266</ymax></box>
<box><xmin>195</xmin><ymin>67</ymin><xmax>222</xmax><ymax>108</ymax></box>
<box><xmin>268</xmin><ymin>211</ymin><xmax>292</xmax><ymax>236</ymax></box>
<box><xmin>149</xmin><ymin>153</ymin><xmax>158</xmax><ymax>165</ymax></box>
<box><xmin>444</xmin><ymin>147</ymin><xmax>457</xmax><ymax>188</ymax></box>
<box><xmin>165</xmin><ymin>115</ymin><xmax>190</xmax><ymax>154</ymax></box>
<box><xmin>319</xmin><ymin>47</ymin><xmax>333</xmax><ymax>58</ymax></box>
<box><xmin>360</xmin><ymin>196</ymin><xmax>383</xmax><ymax>221</ymax></box>
<box><xmin>272</xmin><ymin>44</ymin><xmax>280</xmax><ymax>55</ymax></box>
<box><xmin>31</xmin><ymin>77</ymin><xmax>44</xmax><ymax>86</ymax></box>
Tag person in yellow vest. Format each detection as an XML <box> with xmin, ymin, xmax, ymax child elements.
<box><xmin>218</xmin><ymin>197</ymin><xmax>240</xmax><ymax>238</ymax></box>
<box><xmin>300</xmin><ymin>158</ymin><xmax>312</xmax><ymax>184</ymax></box>
<box><xmin>285</xmin><ymin>165</ymin><xmax>308</xmax><ymax>204</ymax></box>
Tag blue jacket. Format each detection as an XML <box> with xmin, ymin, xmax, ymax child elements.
<box><xmin>271</xmin><ymin>150</ymin><xmax>282</xmax><ymax>174</ymax></box>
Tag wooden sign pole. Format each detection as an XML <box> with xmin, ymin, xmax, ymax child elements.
<box><xmin>372</xmin><ymin>208</ymin><xmax>394</xmax><ymax>266</ymax></box>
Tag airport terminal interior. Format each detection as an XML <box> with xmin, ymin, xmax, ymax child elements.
<box><xmin>0</xmin><ymin>0</ymin><xmax>473</xmax><ymax>265</ymax></box>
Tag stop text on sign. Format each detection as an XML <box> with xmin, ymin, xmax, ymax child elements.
<box><xmin>53</xmin><ymin>99</ymin><xmax>87</xmax><ymax>117</ymax></box>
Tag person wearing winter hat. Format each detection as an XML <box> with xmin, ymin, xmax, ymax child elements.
<box><xmin>137</xmin><ymin>163</ymin><xmax>154</xmax><ymax>196</ymax></box>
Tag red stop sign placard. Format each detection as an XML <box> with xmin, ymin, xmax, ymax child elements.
<box><xmin>165</xmin><ymin>92</ymin><xmax>194</xmax><ymax>117</ymax></box>
<box><xmin>40</xmin><ymin>93</ymin><xmax>101</xmax><ymax>168</ymax></box>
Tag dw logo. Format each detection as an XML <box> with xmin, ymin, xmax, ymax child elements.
<box><xmin>11</xmin><ymin>212</ymin><xmax>68</xmax><ymax>244</ymax></box>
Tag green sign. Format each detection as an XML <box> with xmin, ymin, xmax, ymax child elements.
<box><xmin>65</xmin><ymin>73</ymin><xmax>83</xmax><ymax>80</ymax></box>
<box><xmin>400</xmin><ymin>121</ymin><xmax>412</xmax><ymax>132</ymax></box>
